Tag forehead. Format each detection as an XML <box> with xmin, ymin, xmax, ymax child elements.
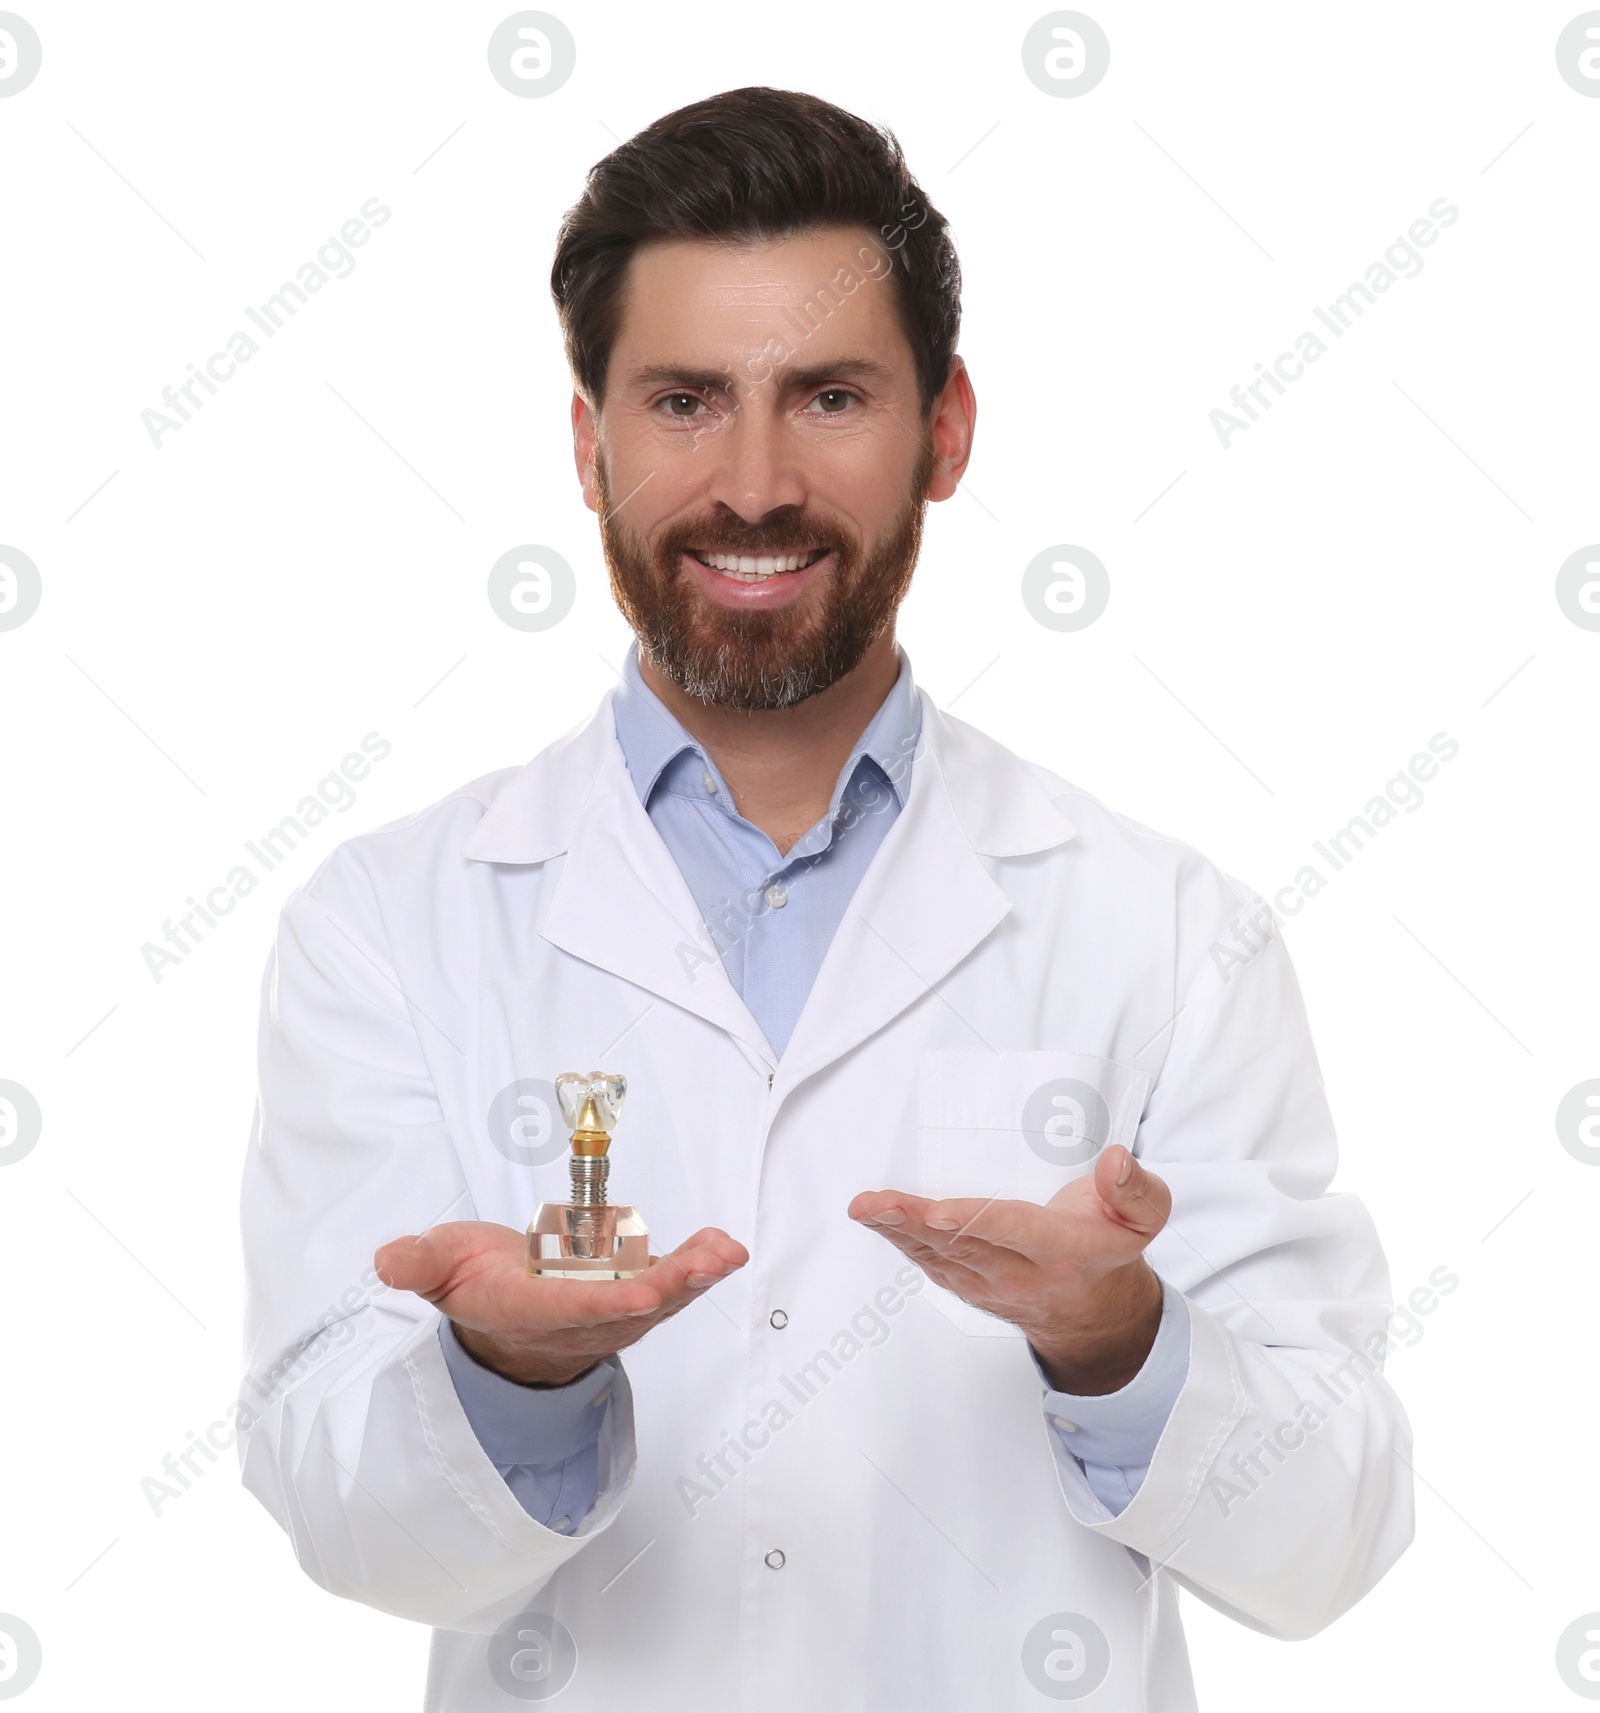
<box><xmin>611</xmin><ymin>227</ymin><xmax>912</xmax><ymax>379</ymax></box>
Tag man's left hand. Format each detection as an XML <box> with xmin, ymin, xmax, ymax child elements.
<box><xmin>848</xmin><ymin>1143</ymin><xmax>1171</xmax><ymax>1395</ymax></box>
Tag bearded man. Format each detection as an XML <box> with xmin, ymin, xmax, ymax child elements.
<box><xmin>240</xmin><ymin>86</ymin><xmax>1412</xmax><ymax>1712</ymax></box>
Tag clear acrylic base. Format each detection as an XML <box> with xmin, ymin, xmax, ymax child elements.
<box><xmin>526</xmin><ymin>1201</ymin><xmax>650</xmax><ymax>1279</ymax></box>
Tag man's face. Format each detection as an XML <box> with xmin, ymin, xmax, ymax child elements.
<box><xmin>574</xmin><ymin>227</ymin><xmax>967</xmax><ymax>710</ymax></box>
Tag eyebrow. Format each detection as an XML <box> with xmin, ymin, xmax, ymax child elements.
<box><xmin>625</xmin><ymin>357</ymin><xmax>897</xmax><ymax>395</ymax></box>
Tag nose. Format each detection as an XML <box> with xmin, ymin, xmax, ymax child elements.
<box><xmin>703</xmin><ymin>396</ymin><xmax>807</xmax><ymax>524</ymax></box>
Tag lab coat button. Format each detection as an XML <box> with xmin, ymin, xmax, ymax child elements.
<box><xmin>764</xmin><ymin>1548</ymin><xmax>786</xmax><ymax>1570</ymax></box>
<box><xmin>769</xmin><ymin>1309</ymin><xmax>788</xmax><ymax>1329</ymax></box>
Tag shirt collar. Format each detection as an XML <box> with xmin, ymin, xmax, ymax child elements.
<box><xmin>611</xmin><ymin>643</ymin><xmax>922</xmax><ymax>814</ymax></box>
<box><xmin>461</xmin><ymin>680</ymin><xmax>1077</xmax><ymax>867</ymax></box>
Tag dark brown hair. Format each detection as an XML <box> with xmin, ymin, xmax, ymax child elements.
<box><xmin>550</xmin><ymin>87</ymin><xmax>961</xmax><ymax>415</ymax></box>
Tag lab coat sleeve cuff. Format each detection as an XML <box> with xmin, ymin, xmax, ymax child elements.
<box><xmin>398</xmin><ymin>1311</ymin><xmax>637</xmax><ymax>1550</ymax></box>
<box><xmin>438</xmin><ymin>1319</ymin><xmax>616</xmax><ymax>1469</ymax></box>
<box><xmin>1044</xmin><ymin>1288</ymin><xmax>1247</xmax><ymax>1537</ymax></box>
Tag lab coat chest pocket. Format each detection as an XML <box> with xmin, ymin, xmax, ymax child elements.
<box><xmin>915</xmin><ymin>1049</ymin><xmax>1151</xmax><ymax>1206</ymax></box>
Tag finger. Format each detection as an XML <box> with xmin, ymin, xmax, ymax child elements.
<box><xmin>661</xmin><ymin>1229</ymin><xmax>751</xmax><ymax>1277</ymax></box>
<box><xmin>504</xmin><ymin>1273</ymin><xmax>663</xmax><ymax>1322</ymax></box>
<box><xmin>643</xmin><ymin>1235</ymin><xmax>748</xmax><ymax>1300</ymax></box>
<box><xmin>443</xmin><ymin>1257</ymin><xmax>664</xmax><ymax>1326</ymax></box>
<box><xmin>851</xmin><ymin>1225</ymin><xmax>1001</xmax><ymax>1301</ymax></box>
<box><xmin>918</xmin><ymin>1194</ymin><xmax>1057</xmax><ymax>1257</ymax></box>
<box><xmin>374</xmin><ymin>1234</ymin><xmax>440</xmax><ymax>1294</ymax></box>
<box><xmin>498</xmin><ymin>1240</ymin><xmax>744</xmax><ymax>1325</ymax></box>
<box><xmin>847</xmin><ymin>1205</ymin><xmax>993</xmax><ymax>1280</ymax></box>
<box><xmin>853</xmin><ymin>1190</ymin><xmax>1022</xmax><ymax>1265</ymax></box>
<box><xmin>848</xmin><ymin>1189</ymin><xmax>940</xmax><ymax>1228</ymax></box>
<box><xmin>851</xmin><ymin>1220</ymin><xmax>946</xmax><ymax>1267</ymax></box>
<box><xmin>849</xmin><ymin>1194</ymin><xmax>1039</xmax><ymax>1307</ymax></box>
<box><xmin>1093</xmin><ymin>1146</ymin><xmax>1171</xmax><ymax>1239</ymax></box>
<box><xmin>669</xmin><ymin>1226</ymin><xmax>745</xmax><ymax>1255</ymax></box>
<box><xmin>380</xmin><ymin>1224</ymin><xmax>658</xmax><ymax>1325</ymax></box>
<box><xmin>380</xmin><ymin>1222</ymin><xmax>748</xmax><ymax>1331</ymax></box>
<box><xmin>374</xmin><ymin>1222</ymin><xmax>518</xmax><ymax>1295</ymax></box>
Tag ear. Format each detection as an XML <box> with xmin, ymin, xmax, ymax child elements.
<box><xmin>925</xmin><ymin>358</ymin><xmax>976</xmax><ymax>503</ymax></box>
<box><xmin>572</xmin><ymin>390</ymin><xmax>599</xmax><ymax>514</ymax></box>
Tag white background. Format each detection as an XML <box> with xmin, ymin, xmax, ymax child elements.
<box><xmin>1</xmin><ymin>1</ymin><xmax>1597</xmax><ymax>1706</ymax></box>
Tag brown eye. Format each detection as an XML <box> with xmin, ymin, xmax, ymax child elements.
<box><xmin>665</xmin><ymin>394</ymin><xmax>701</xmax><ymax>416</ymax></box>
<box><xmin>812</xmin><ymin>389</ymin><xmax>854</xmax><ymax>414</ymax></box>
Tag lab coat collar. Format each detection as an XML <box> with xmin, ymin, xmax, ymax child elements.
<box><xmin>461</xmin><ymin>678</ymin><xmax>1077</xmax><ymax>1075</ymax></box>
<box><xmin>462</xmin><ymin>681</ymin><xmax>1073</xmax><ymax>867</ymax></box>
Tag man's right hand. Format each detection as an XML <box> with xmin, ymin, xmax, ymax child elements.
<box><xmin>374</xmin><ymin>1221</ymin><xmax>749</xmax><ymax>1387</ymax></box>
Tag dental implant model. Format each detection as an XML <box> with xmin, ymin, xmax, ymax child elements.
<box><xmin>526</xmin><ymin>1072</ymin><xmax>650</xmax><ymax>1279</ymax></box>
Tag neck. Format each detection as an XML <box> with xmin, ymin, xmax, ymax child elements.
<box><xmin>636</xmin><ymin>631</ymin><xmax>901</xmax><ymax>856</ymax></box>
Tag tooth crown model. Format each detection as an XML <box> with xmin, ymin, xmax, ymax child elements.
<box><xmin>526</xmin><ymin>1071</ymin><xmax>650</xmax><ymax>1279</ymax></box>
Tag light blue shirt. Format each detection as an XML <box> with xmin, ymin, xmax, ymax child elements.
<box><xmin>441</xmin><ymin>647</ymin><xmax>1189</xmax><ymax>1530</ymax></box>
<box><xmin>609</xmin><ymin>641</ymin><xmax>922</xmax><ymax>1058</ymax></box>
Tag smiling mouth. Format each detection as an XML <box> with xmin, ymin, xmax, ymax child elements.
<box><xmin>688</xmin><ymin>548</ymin><xmax>829</xmax><ymax>583</ymax></box>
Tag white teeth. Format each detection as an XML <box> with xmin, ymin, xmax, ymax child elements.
<box><xmin>696</xmin><ymin>549</ymin><xmax>823</xmax><ymax>581</ymax></box>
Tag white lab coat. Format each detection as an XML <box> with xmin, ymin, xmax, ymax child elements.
<box><xmin>240</xmin><ymin>685</ymin><xmax>1413</xmax><ymax>1711</ymax></box>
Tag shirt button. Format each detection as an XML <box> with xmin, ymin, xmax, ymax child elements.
<box><xmin>764</xmin><ymin>1548</ymin><xmax>786</xmax><ymax>1570</ymax></box>
<box><xmin>554</xmin><ymin>1515</ymin><xmax>573</xmax><ymax>1532</ymax></box>
<box><xmin>769</xmin><ymin>1309</ymin><xmax>788</xmax><ymax>1330</ymax></box>
<box><xmin>1052</xmin><ymin>1416</ymin><xmax>1079</xmax><ymax>1433</ymax></box>
<box><xmin>764</xmin><ymin>882</ymin><xmax>788</xmax><ymax>909</ymax></box>
<box><xmin>702</xmin><ymin>770</ymin><xmax>718</xmax><ymax>794</ymax></box>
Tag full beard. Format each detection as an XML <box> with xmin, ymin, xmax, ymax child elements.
<box><xmin>593</xmin><ymin>448</ymin><xmax>934</xmax><ymax>711</ymax></box>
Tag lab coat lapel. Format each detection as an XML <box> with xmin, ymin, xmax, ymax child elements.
<box><xmin>543</xmin><ymin>762</ymin><xmax>776</xmax><ymax>1059</ymax></box>
<box><xmin>776</xmin><ymin>693</ymin><xmax>1078</xmax><ymax>1089</ymax></box>
<box><xmin>462</xmin><ymin>697</ymin><xmax>774</xmax><ymax>1061</ymax></box>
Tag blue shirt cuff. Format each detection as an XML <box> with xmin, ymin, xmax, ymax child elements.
<box><xmin>1034</xmin><ymin>1278</ymin><xmax>1191</xmax><ymax>1511</ymax></box>
<box><xmin>438</xmin><ymin>1318</ymin><xmax>616</xmax><ymax>1468</ymax></box>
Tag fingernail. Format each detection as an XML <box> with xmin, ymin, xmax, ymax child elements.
<box><xmin>626</xmin><ymin>1304</ymin><xmax>657</xmax><ymax>1316</ymax></box>
<box><xmin>1117</xmin><ymin>1148</ymin><xmax>1135</xmax><ymax>1186</ymax></box>
<box><xmin>870</xmin><ymin>1209</ymin><xmax>907</xmax><ymax>1226</ymax></box>
<box><xmin>686</xmin><ymin>1272</ymin><xmax>717</xmax><ymax>1287</ymax></box>
<box><xmin>924</xmin><ymin>1216</ymin><xmax>959</xmax><ymax>1231</ymax></box>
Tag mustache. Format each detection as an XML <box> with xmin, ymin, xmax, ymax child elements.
<box><xmin>657</xmin><ymin>509</ymin><xmax>853</xmax><ymax>559</ymax></box>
